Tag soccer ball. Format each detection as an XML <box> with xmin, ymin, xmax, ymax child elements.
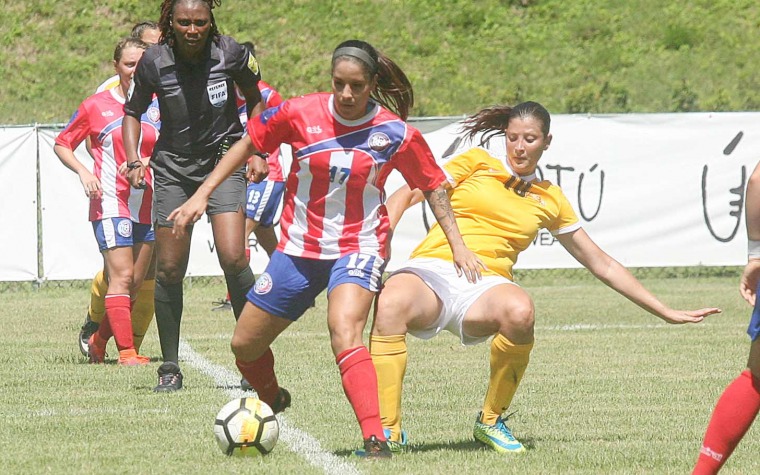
<box><xmin>213</xmin><ymin>397</ymin><xmax>280</xmax><ymax>456</ymax></box>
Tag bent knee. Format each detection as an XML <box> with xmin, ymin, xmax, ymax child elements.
<box><xmin>373</xmin><ymin>293</ymin><xmax>415</xmax><ymax>336</ymax></box>
<box><xmin>498</xmin><ymin>300</ymin><xmax>535</xmax><ymax>339</ymax></box>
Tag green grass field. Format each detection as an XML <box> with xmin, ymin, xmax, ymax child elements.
<box><xmin>2</xmin><ymin>275</ymin><xmax>758</xmax><ymax>474</ymax></box>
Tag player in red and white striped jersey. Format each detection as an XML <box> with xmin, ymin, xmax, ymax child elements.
<box><xmin>169</xmin><ymin>39</ymin><xmax>483</xmax><ymax>458</ymax></box>
<box><xmin>55</xmin><ymin>37</ymin><xmax>160</xmax><ymax>366</ymax></box>
<box><xmin>78</xmin><ymin>21</ymin><xmax>161</xmax><ymax>357</ymax></box>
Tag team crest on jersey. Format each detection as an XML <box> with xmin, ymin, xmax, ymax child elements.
<box><xmin>207</xmin><ymin>81</ymin><xmax>228</xmax><ymax>108</ymax></box>
<box><xmin>117</xmin><ymin>220</ymin><xmax>133</xmax><ymax>238</ymax></box>
<box><xmin>368</xmin><ymin>132</ymin><xmax>391</xmax><ymax>152</ymax></box>
<box><xmin>254</xmin><ymin>272</ymin><xmax>273</xmax><ymax>294</ymax></box>
<box><xmin>147</xmin><ymin>106</ymin><xmax>160</xmax><ymax>123</ymax></box>
<box><xmin>247</xmin><ymin>52</ymin><xmax>260</xmax><ymax>75</ymax></box>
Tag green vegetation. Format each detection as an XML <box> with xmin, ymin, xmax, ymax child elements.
<box><xmin>2</xmin><ymin>0</ymin><xmax>759</xmax><ymax>124</ymax></box>
<box><xmin>2</xmin><ymin>277</ymin><xmax>758</xmax><ymax>473</ymax></box>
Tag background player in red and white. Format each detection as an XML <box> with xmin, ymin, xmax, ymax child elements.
<box><xmin>169</xmin><ymin>39</ymin><xmax>484</xmax><ymax>458</ymax></box>
<box><xmin>213</xmin><ymin>42</ymin><xmax>285</xmax><ymax>313</ymax></box>
<box><xmin>238</xmin><ymin>42</ymin><xmax>285</xmax><ymax>260</ymax></box>
<box><xmin>55</xmin><ymin>37</ymin><xmax>160</xmax><ymax>366</ymax></box>
<box><xmin>78</xmin><ymin>21</ymin><xmax>162</xmax><ymax>357</ymax></box>
<box><xmin>95</xmin><ymin>22</ymin><xmax>161</xmax><ymax>94</ymax></box>
<box><xmin>693</xmin><ymin>161</ymin><xmax>760</xmax><ymax>474</ymax></box>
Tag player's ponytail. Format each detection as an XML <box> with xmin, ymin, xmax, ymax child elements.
<box><xmin>460</xmin><ymin>101</ymin><xmax>551</xmax><ymax>146</ymax></box>
<box><xmin>332</xmin><ymin>40</ymin><xmax>414</xmax><ymax>121</ymax></box>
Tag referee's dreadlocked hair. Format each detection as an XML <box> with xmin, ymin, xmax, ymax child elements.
<box><xmin>158</xmin><ymin>0</ymin><xmax>221</xmax><ymax>47</ymax></box>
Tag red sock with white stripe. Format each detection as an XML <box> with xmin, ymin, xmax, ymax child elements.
<box><xmin>336</xmin><ymin>346</ymin><xmax>385</xmax><ymax>441</ymax></box>
<box><xmin>693</xmin><ymin>370</ymin><xmax>760</xmax><ymax>474</ymax></box>
<box><xmin>105</xmin><ymin>294</ymin><xmax>135</xmax><ymax>351</ymax></box>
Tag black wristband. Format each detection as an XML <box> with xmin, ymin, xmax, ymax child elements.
<box><xmin>126</xmin><ymin>161</ymin><xmax>143</xmax><ymax>170</ymax></box>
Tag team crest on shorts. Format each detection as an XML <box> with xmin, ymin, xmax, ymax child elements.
<box><xmin>146</xmin><ymin>106</ymin><xmax>160</xmax><ymax>123</ymax></box>
<box><xmin>254</xmin><ymin>272</ymin><xmax>273</xmax><ymax>294</ymax></box>
<box><xmin>117</xmin><ymin>220</ymin><xmax>133</xmax><ymax>238</ymax></box>
<box><xmin>368</xmin><ymin>132</ymin><xmax>391</xmax><ymax>152</ymax></box>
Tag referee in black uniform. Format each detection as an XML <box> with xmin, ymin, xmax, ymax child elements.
<box><xmin>123</xmin><ymin>0</ymin><xmax>268</xmax><ymax>392</ymax></box>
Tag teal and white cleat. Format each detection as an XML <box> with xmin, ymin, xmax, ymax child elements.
<box><xmin>473</xmin><ymin>412</ymin><xmax>525</xmax><ymax>453</ymax></box>
<box><xmin>383</xmin><ymin>427</ymin><xmax>408</xmax><ymax>453</ymax></box>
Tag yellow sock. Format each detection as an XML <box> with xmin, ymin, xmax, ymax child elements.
<box><xmin>131</xmin><ymin>279</ymin><xmax>155</xmax><ymax>352</ymax></box>
<box><xmin>88</xmin><ymin>270</ymin><xmax>108</xmax><ymax>324</ymax></box>
<box><xmin>370</xmin><ymin>334</ymin><xmax>407</xmax><ymax>442</ymax></box>
<box><xmin>480</xmin><ymin>334</ymin><xmax>534</xmax><ymax>426</ymax></box>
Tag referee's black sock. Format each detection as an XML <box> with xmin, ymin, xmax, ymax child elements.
<box><xmin>154</xmin><ymin>280</ymin><xmax>184</xmax><ymax>364</ymax></box>
<box><xmin>225</xmin><ymin>266</ymin><xmax>255</xmax><ymax>321</ymax></box>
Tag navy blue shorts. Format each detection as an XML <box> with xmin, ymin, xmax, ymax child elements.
<box><xmin>247</xmin><ymin>250</ymin><xmax>386</xmax><ymax>321</ymax></box>
<box><xmin>748</xmin><ymin>280</ymin><xmax>760</xmax><ymax>341</ymax></box>
<box><xmin>92</xmin><ymin>218</ymin><xmax>154</xmax><ymax>251</ymax></box>
<box><xmin>245</xmin><ymin>180</ymin><xmax>285</xmax><ymax>227</ymax></box>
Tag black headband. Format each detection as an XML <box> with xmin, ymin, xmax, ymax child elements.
<box><xmin>332</xmin><ymin>46</ymin><xmax>377</xmax><ymax>71</ymax></box>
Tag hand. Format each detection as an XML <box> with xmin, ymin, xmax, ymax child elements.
<box><xmin>659</xmin><ymin>307</ymin><xmax>722</xmax><ymax>324</ymax></box>
<box><xmin>247</xmin><ymin>154</ymin><xmax>269</xmax><ymax>183</ymax></box>
<box><xmin>740</xmin><ymin>259</ymin><xmax>760</xmax><ymax>306</ymax></box>
<box><xmin>126</xmin><ymin>160</ymin><xmax>146</xmax><ymax>189</ymax></box>
<box><xmin>167</xmin><ymin>193</ymin><xmax>209</xmax><ymax>239</ymax></box>
<box><xmin>78</xmin><ymin>170</ymin><xmax>102</xmax><ymax>200</ymax></box>
<box><xmin>451</xmin><ymin>245</ymin><xmax>487</xmax><ymax>283</ymax></box>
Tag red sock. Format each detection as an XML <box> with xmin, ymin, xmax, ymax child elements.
<box><xmin>96</xmin><ymin>309</ymin><xmax>113</xmax><ymax>341</ymax></box>
<box><xmin>236</xmin><ymin>349</ymin><xmax>279</xmax><ymax>406</ymax></box>
<box><xmin>694</xmin><ymin>370</ymin><xmax>760</xmax><ymax>474</ymax></box>
<box><xmin>105</xmin><ymin>294</ymin><xmax>134</xmax><ymax>351</ymax></box>
<box><xmin>336</xmin><ymin>346</ymin><xmax>385</xmax><ymax>441</ymax></box>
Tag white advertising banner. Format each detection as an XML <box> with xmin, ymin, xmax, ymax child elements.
<box><xmin>7</xmin><ymin>114</ymin><xmax>760</xmax><ymax>281</ymax></box>
<box><xmin>392</xmin><ymin>112</ymin><xmax>758</xmax><ymax>271</ymax></box>
<box><xmin>0</xmin><ymin>127</ymin><xmax>38</xmax><ymax>281</ymax></box>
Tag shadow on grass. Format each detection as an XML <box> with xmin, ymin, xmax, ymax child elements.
<box><xmin>332</xmin><ymin>436</ymin><xmax>537</xmax><ymax>457</ymax></box>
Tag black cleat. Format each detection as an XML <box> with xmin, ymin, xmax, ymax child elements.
<box><xmin>240</xmin><ymin>377</ymin><xmax>253</xmax><ymax>391</ymax></box>
<box><xmin>78</xmin><ymin>314</ymin><xmax>100</xmax><ymax>357</ymax></box>
<box><xmin>355</xmin><ymin>435</ymin><xmax>392</xmax><ymax>459</ymax></box>
<box><xmin>153</xmin><ymin>361</ymin><xmax>183</xmax><ymax>392</ymax></box>
<box><xmin>211</xmin><ymin>298</ymin><xmax>232</xmax><ymax>311</ymax></box>
<box><xmin>271</xmin><ymin>387</ymin><xmax>291</xmax><ymax>414</ymax></box>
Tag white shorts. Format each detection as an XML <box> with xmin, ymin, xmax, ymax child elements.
<box><xmin>390</xmin><ymin>257</ymin><xmax>517</xmax><ymax>345</ymax></box>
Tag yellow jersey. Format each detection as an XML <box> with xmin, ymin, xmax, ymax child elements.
<box><xmin>410</xmin><ymin>147</ymin><xmax>580</xmax><ymax>280</ymax></box>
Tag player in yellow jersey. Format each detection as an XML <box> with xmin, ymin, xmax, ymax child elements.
<box><xmin>371</xmin><ymin>101</ymin><xmax>722</xmax><ymax>454</ymax></box>
<box><xmin>78</xmin><ymin>21</ymin><xmax>161</xmax><ymax>357</ymax></box>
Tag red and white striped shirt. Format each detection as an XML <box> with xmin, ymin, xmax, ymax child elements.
<box><xmin>247</xmin><ymin>93</ymin><xmax>445</xmax><ymax>260</ymax></box>
<box><xmin>56</xmin><ymin>89</ymin><xmax>160</xmax><ymax>224</ymax></box>
<box><xmin>237</xmin><ymin>80</ymin><xmax>285</xmax><ymax>182</ymax></box>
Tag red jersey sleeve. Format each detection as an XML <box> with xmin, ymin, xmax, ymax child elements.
<box><xmin>55</xmin><ymin>102</ymin><xmax>91</xmax><ymax>150</ymax></box>
<box><xmin>391</xmin><ymin>127</ymin><xmax>446</xmax><ymax>191</ymax></box>
<box><xmin>246</xmin><ymin>100</ymin><xmax>291</xmax><ymax>155</ymax></box>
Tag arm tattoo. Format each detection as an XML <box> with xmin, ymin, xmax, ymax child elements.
<box><xmin>425</xmin><ymin>188</ymin><xmax>457</xmax><ymax>235</ymax></box>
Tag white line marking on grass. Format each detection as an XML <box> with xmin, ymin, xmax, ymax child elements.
<box><xmin>178</xmin><ymin>340</ymin><xmax>362</xmax><ymax>475</ymax></box>
<box><xmin>537</xmin><ymin>323</ymin><xmax>743</xmax><ymax>331</ymax></box>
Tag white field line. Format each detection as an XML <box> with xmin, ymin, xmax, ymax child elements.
<box><xmin>537</xmin><ymin>323</ymin><xmax>743</xmax><ymax>331</ymax></box>
<box><xmin>178</xmin><ymin>340</ymin><xmax>362</xmax><ymax>475</ymax></box>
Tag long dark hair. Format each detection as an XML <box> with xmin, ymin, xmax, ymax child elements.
<box><xmin>158</xmin><ymin>0</ymin><xmax>221</xmax><ymax>47</ymax></box>
<box><xmin>332</xmin><ymin>40</ymin><xmax>414</xmax><ymax>121</ymax></box>
<box><xmin>460</xmin><ymin>101</ymin><xmax>551</xmax><ymax>146</ymax></box>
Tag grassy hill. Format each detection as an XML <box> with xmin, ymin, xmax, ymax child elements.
<box><xmin>2</xmin><ymin>0</ymin><xmax>759</xmax><ymax>124</ymax></box>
